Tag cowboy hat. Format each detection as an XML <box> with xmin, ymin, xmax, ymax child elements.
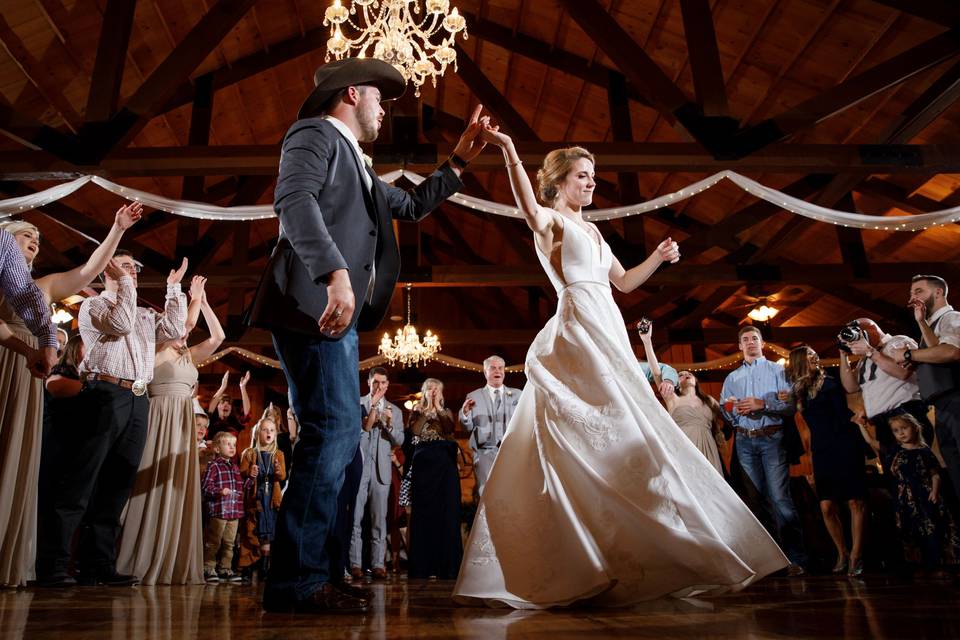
<box><xmin>298</xmin><ymin>58</ymin><xmax>406</xmax><ymax>119</ymax></box>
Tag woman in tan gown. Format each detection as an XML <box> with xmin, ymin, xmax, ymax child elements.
<box><xmin>639</xmin><ymin>322</ymin><xmax>726</xmax><ymax>473</ymax></box>
<box><xmin>117</xmin><ymin>276</ymin><xmax>224</xmax><ymax>584</ymax></box>
<box><xmin>0</xmin><ymin>203</ymin><xmax>141</xmax><ymax>587</ymax></box>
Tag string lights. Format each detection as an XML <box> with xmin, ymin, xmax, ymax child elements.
<box><xmin>2</xmin><ymin>171</ymin><xmax>958</xmax><ymax>231</ymax></box>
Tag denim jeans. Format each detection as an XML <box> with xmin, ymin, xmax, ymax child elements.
<box><xmin>263</xmin><ymin>327</ymin><xmax>361</xmax><ymax>605</ymax></box>
<box><xmin>736</xmin><ymin>429</ymin><xmax>807</xmax><ymax>566</ymax></box>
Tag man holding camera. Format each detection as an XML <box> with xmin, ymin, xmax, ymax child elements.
<box><xmin>890</xmin><ymin>275</ymin><xmax>960</xmax><ymax>502</ymax></box>
<box><xmin>838</xmin><ymin>318</ymin><xmax>931</xmax><ymax>470</ymax></box>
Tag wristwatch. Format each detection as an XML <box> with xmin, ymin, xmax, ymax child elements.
<box><xmin>448</xmin><ymin>153</ymin><xmax>469</xmax><ymax>170</ymax></box>
<box><xmin>903</xmin><ymin>349</ymin><xmax>913</xmax><ymax>363</ymax></box>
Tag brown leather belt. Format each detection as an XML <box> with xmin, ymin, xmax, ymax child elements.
<box><xmin>735</xmin><ymin>425</ymin><xmax>783</xmax><ymax>438</ymax></box>
<box><xmin>86</xmin><ymin>373</ymin><xmax>147</xmax><ymax>396</ymax></box>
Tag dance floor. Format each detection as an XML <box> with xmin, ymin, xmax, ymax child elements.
<box><xmin>2</xmin><ymin>574</ymin><xmax>957</xmax><ymax>639</ymax></box>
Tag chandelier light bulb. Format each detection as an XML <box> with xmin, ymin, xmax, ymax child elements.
<box><xmin>323</xmin><ymin>0</ymin><xmax>468</xmax><ymax>96</ymax></box>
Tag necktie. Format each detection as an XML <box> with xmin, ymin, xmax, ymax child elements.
<box><xmin>494</xmin><ymin>389</ymin><xmax>502</xmax><ymax>414</ymax></box>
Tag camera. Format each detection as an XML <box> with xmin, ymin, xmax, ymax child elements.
<box><xmin>837</xmin><ymin>321</ymin><xmax>864</xmax><ymax>353</ymax></box>
<box><xmin>636</xmin><ymin>317</ymin><xmax>652</xmax><ymax>335</ymax></box>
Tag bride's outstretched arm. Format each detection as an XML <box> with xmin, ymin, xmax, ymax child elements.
<box><xmin>608</xmin><ymin>238</ymin><xmax>680</xmax><ymax>293</ymax></box>
<box><xmin>479</xmin><ymin>127</ymin><xmax>553</xmax><ymax>234</ymax></box>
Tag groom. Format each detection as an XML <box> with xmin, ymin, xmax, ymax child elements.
<box><xmin>249</xmin><ymin>57</ymin><xmax>487</xmax><ymax>614</ymax></box>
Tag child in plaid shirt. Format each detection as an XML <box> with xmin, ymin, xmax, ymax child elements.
<box><xmin>202</xmin><ymin>431</ymin><xmax>244</xmax><ymax>583</ymax></box>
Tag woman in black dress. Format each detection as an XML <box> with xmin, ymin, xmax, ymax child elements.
<box><xmin>786</xmin><ymin>345</ymin><xmax>867</xmax><ymax>576</ymax></box>
<box><xmin>406</xmin><ymin>377</ymin><xmax>462</xmax><ymax>579</ymax></box>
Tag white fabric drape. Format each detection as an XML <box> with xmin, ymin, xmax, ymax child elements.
<box><xmin>2</xmin><ymin>170</ymin><xmax>958</xmax><ymax>230</ymax></box>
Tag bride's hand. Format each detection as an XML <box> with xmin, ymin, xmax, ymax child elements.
<box><xmin>480</xmin><ymin>124</ymin><xmax>511</xmax><ymax>148</ymax></box>
<box><xmin>656</xmin><ymin>237</ymin><xmax>680</xmax><ymax>264</ymax></box>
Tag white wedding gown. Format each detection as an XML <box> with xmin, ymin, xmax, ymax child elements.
<box><xmin>454</xmin><ymin>218</ymin><xmax>789</xmax><ymax>609</ymax></box>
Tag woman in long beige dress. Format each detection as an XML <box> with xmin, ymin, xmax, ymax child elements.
<box><xmin>640</xmin><ymin>323</ymin><xmax>726</xmax><ymax>473</ymax></box>
<box><xmin>0</xmin><ymin>203</ymin><xmax>141</xmax><ymax>587</ymax></box>
<box><xmin>116</xmin><ymin>276</ymin><xmax>224</xmax><ymax>584</ymax></box>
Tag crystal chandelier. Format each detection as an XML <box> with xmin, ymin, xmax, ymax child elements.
<box><xmin>324</xmin><ymin>0</ymin><xmax>468</xmax><ymax>97</ymax></box>
<box><xmin>378</xmin><ymin>284</ymin><xmax>441</xmax><ymax>366</ymax></box>
<box><xmin>747</xmin><ymin>304</ymin><xmax>779</xmax><ymax>323</ymax></box>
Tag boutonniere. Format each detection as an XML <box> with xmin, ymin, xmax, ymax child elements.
<box><xmin>362</xmin><ymin>153</ymin><xmax>374</xmax><ymax>169</ymax></box>
<box><xmin>505</xmin><ymin>390</ymin><xmax>514</xmax><ymax>397</ymax></box>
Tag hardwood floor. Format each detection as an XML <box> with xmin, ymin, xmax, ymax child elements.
<box><xmin>2</xmin><ymin>574</ymin><xmax>958</xmax><ymax>639</ymax></box>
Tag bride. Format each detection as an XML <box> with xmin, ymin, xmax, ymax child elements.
<box><xmin>453</xmin><ymin>127</ymin><xmax>789</xmax><ymax>609</ymax></box>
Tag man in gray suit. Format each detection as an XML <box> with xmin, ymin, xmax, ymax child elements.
<box><xmin>460</xmin><ymin>356</ymin><xmax>521</xmax><ymax>496</ymax></box>
<box><xmin>249</xmin><ymin>58</ymin><xmax>489</xmax><ymax>613</ymax></box>
<box><xmin>350</xmin><ymin>366</ymin><xmax>403</xmax><ymax>580</ymax></box>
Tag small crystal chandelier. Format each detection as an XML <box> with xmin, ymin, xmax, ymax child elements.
<box><xmin>324</xmin><ymin>0</ymin><xmax>468</xmax><ymax>97</ymax></box>
<box><xmin>378</xmin><ymin>284</ymin><xmax>440</xmax><ymax>367</ymax></box>
<box><xmin>747</xmin><ymin>304</ymin><xmax>779</xmax><ymax>323</ymax></box>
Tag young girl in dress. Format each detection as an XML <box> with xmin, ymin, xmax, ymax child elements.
<box><xmin>239</xmin><ymin>414</ymin><xmax>287</xmax><ymax>581</ymax></box>
<box><xmin>886</xmin><ymin>413</ymin><xmax>960</xmax><ymax>571</ymax></box>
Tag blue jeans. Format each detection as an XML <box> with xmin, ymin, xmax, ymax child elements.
<box><xmin>736</xmin><ymin>429</ymin><xmax>807</xmax><ymax>566</ymax></box>
<box><xmin>263</xmin><ymin>328</ymin><xmax>361</xmax><ymax>605</ymax></box>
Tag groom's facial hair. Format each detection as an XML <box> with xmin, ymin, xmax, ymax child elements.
<box><xmin>355</xmin><ymin>88</ymin><xmax>382</xmax><ymax>142</ymax></box>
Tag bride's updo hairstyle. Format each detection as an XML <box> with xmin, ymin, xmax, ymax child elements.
<box><xmin>536</xmin><ymin>146</ymin><xmax>595</xmax><ymax>206</ymax></box>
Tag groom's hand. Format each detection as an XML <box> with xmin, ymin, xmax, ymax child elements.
<box><xmin>451</xmin><ymin>104</ymin><xmax>488</xmax><ymax>166</ymax></box>
<box><xmin>318</xmin><ymin>269</ymin><xmax>355</xmax><ymax>335</ymax></box>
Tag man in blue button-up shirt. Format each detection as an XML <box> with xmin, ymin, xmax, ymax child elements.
<box><xmin>721</xmin><ymin>326</ymin><xmax>807</xmax><ymax>573</ymax></box>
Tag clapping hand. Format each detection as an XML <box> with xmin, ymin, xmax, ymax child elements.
<box><xmin>188</xmin><ymin>275</ymin><xmax>207</xmax><ymax>301</ymax></box>
<box><xmin>461</xmin><ymin>397</ymin><xmax>476</xmax><ymax>416</ymax></box>
<box><xmin>239</xmin><ymin>371</ymin><xmax>251</xmax><ymax>388</ymax></box>
<box><xmin>115</xmin><ymin>201</ymin><xmax>143</xmax><ymax>230</ymax></box>
<box><xmin>656</xmin><ymin>238</ymin><xmax>680</xmax><ymax>264</ymax></box>
<box><xmin>104</xmin><ymin>257</ymin><xmax>126</xmax><ymax>281</ymax></box>
<box><xmin>167</xmin><ymin>258</ymin><xmax>188</xmax><ymax>285</ymax></box>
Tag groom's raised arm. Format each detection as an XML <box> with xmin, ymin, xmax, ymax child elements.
<box><xmin>274</xmin><ymin>120</ymin><xmax>347</xmax><ymax>285</ymax></box>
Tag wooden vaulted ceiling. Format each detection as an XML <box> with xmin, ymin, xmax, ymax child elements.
<box><xmin>1</xmin><ymin>0</ymin><xmax>960</xmax><ymax>388</ymax></box>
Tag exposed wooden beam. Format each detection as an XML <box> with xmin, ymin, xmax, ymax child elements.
<box><xmin>558</xmin><ymin>0</ymin><xmax>703</xmax><ymax>141</ymax></box>
<box><xmin>80</xmin><ymin>0</ymin><xmax>259</xmax><ymax>160</ymax></box>
<box><xmin>834</xmin><ymin>196</ymin><xmax>870</xmax><ymax>278</ymax></box>
<box><xmin>0</xmin><ymin>100</ymin><xmax>83</xmax><ymax>161</ymax></box>
<box><xmin>7</xmin><ymin>142</ymin><xmax>960</xmax><ymax>179</ymax></box>
<box><xmin>85</xmin><ymin>0</ymin><xmax>137</xmax><ymax>122</ymax></box>
<box><xmin>0</xmin><ymin>13</ymin><xmax>81</xmax><ymax>132</ymax></box>
<box><xmin>732</xmin><ymin>29</ymin><xmax>960</xmax><ymax>156</ymax></box>
<box><xmin>867</xmin><ymin>0</ymin><xmax>960</xmax><ymax>28</ymax></box>
<box><xmin>678</xmin><ymin>0</ymin><xmax>729</xmax><ymax>117</ymax></box>
<box><xmin>178</xmin><ymin>74</ymin><xmax>215</xmax><ymax>258</ymax></box>
<box><xmin>607</xmin><ymin>71</ymin><xmax>645</xmax><ymax>249</ymax></box>
<box><xmin>453</xmin><ymin>44</ymin><xmax>538</xmax><ymax>140</ymax></box>
<box><xmin>458</xmin><ymin>11</ymin><xmax>651</xmax><ymax>105</ymax></box>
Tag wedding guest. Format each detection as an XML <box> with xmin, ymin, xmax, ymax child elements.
<box><xmin>640</xmin><ymin>322</ymin><xmax>724</xmax><ymax>472</ymax></box>
<box><xmin>207</xmin><ymin>371</ymin><xmax>252</xmax><ymax>440</ymax></box>
<box><xmin>36</xmin><ymin>252</ymin><xmax>187</xmax><ymax>587</ymax></box>
<box><xmin>721</xmin><ymin>325</ymin><xmax>807</xmax><ymax>575</ymax></box>
<box><xmin>636</xmin><ymin>320</ymin><xmax>680</xmax><ymax>398</ymax></box>
<box><xmin>238</xmin><ymin>415</ymin><xmax>287</xmax><ymax>581</ymax></box>
<box><xmin>839</xmin><ymin>317</ymin><xmax>931</xmax><ymax>472</ymax></box>
<box><xmin>117</xmin><ymin>275</ymin><xmax>225</xmax><ymax>585</ymax></box>
<box><xmin>350</xmin><ymin>367</ymin><xmax>403</xmax><ymax>579</ymax></box>
<box><xmin>887</xmin><ymin>413</ymin><xmax>960</xmax><ymax>570</ymax></box>
<box><xmin>0</xmin><ymin>227</ymin><xmax>59</xmax><ymax>373</ymax></box>
<box><xmin>0</xmin><ymin>204</ymin><xmax>140</xmax><ymax>587</ymax></box>
<box><xmin>202</xmin><ymin>431</ymin><xmax>244</xmax><ymax>583</ymax></box>
<box><xmin>786</xmin><ymin>345</ymin><xmax>867</xmax><ymax>576</ymax></box>
<box><xmin>459</xmin><ymin>356</ymin><xmax>520</xmax><ymax>495</ymax></box>
<box><xmin>891</xmin><ymin>275</ymin><xmax>960</xmax><ymax>503</ymax></box>
<box><xmin>407</xmin><ymin>378</ymin><xmax>461</xmax><ymax>579</ymax></box>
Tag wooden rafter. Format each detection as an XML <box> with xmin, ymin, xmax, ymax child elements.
<box><xmin>84</xmin><ymin>0</ymin><xmax>137</xmax><ymax>123</ymax></box>
<box><xmin>867</xmin><ymin>0</ymin><xmax>960</xmax><ymax>28</ymax></box>
<box><xmin>678</xmin><ymin>0</ymin><xmax>729</xmax><ymax>117</ymax></box>
<box><xmin>79</xmin><ymin>0</ymin><xmax>260</xmax><ymax>161</ymax></box>
<box><xmin>7</xmin><ymin>142</ymin><xmax>960</xmax><ymax>180</ymax></box>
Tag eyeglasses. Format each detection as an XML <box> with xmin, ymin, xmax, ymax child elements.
<box><xmin>119</xmin><ymin>263</ymin><xmax>142</xmax><ymax>274</ymax></box>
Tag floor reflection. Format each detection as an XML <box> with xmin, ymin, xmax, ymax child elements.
<box><xmin>2</xmin><ymin>575</ymin><xmax>958</xmax><ymax>639</ymax></box>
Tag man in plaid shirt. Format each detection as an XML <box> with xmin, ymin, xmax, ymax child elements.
<box><xmin>202</xmin><ymin>431</ymin><xmax>244</xmax><ymax>583</ymax></box>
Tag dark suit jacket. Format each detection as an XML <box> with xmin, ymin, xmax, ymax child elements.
<box><xmin>248</xmin><ymin>117</ymin><xmax>463</xmax><ymax>336</ymax></box>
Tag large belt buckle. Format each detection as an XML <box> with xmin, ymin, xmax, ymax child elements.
<box><xmin>131</xmin><ymin>380</ymin><xmax>147</xmax><ymax>396</ymax></box>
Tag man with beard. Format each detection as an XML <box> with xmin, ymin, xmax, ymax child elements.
<box><xmin>892</xmin><ymin>275</ymin><xmax>960</xmax><ymax>502</ymax></box>
<box><xmin>249</xmin><ymin>58</ymin><xmax>489</xmax><ymax>614</ymax></box>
